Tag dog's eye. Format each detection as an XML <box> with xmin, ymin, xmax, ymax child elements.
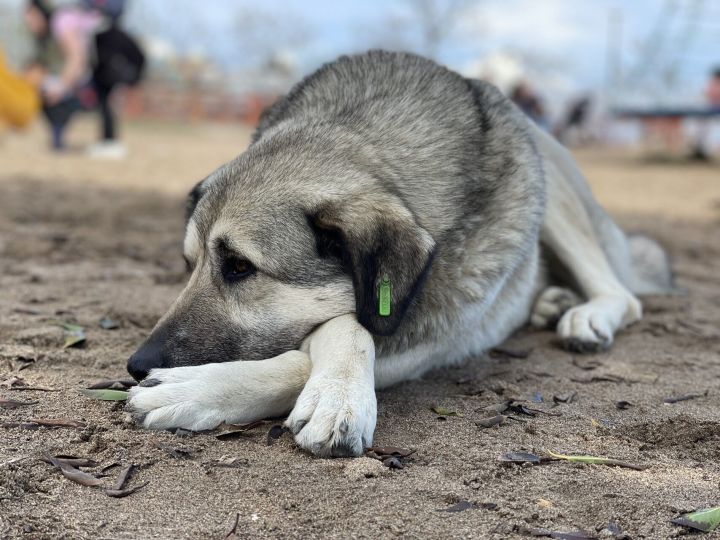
<box><xmin>222</xmin><ymin>257</ymin><xmax>256</xmax><ymax>283</ymax></box>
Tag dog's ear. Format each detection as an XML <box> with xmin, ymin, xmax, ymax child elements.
<box><xmin>310</xmin><ymin>195</ymin><xmax>435</xmax><ymax>336</ymax></box>
<box><xmin>185</xmin><ymin>178</ymin><xmax>208</xmax><ymax>225</ymax></box>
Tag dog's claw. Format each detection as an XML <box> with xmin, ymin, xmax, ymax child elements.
<box><xmin>130</xmin><ymin>411</ymin><xmax>147</xmax><ymax>425</ymax></box>
<box><xmin>289</xmin><ymin>420</ymin><xmax>307</xmax><ymax>434</ymax></box>
<box><xmin>139</xmin><ymin>378</ymin><xmax>161</xmax><ymax>387</ymax></box>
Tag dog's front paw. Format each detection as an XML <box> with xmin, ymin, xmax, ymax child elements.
<box><xmin>126</xmin><ymin>366</ymin><xmax>225</xmax><ymax>431</ymax></box>
<box><xmin>285</xmin><ymin>377</ymin><xmax>376</xmax><ymax>458</ymax></box>
<box><xmin>557</xmin><ymin>303</ymin><xmax>614</xmax><ymax>353</ymax></box>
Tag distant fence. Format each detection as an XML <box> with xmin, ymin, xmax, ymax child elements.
<box><xmin>117</xmin><ymin>81</ymin><xmax>277</xmax><ymax>126</ymax></box>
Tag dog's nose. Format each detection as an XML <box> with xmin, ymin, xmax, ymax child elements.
<box><xmin>127</xmin><ymin>326</ymin><xmax>169</xmax><ymax>381</ymax></box>
<box><xmin>127</xmin><ymin>352</ymin><xmax>150</xmax><ymax>381</ymax></box>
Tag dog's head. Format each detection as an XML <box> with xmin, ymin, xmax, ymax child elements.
<box><xmin>127</xmin><ymin>144</ymin><xmax>435</xmax><ymax>380</ymax></box>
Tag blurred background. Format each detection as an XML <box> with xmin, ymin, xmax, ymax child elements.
<box><xmin>0</xmin><ymin>0</ymin><xmax>719</xmax><ymax>217</ymax></box>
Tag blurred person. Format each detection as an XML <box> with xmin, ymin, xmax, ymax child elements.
<box><xmin>84</xmin><ymin>0</ymin><xmax>145</xmax><ymax>158</ymax></box>
<box><xmin>705</xmin><ymin>67</ymin><xmax>720</xmax><ymax>110</ymax></box>
<box><xmin>0</xmin><ymin>49</ymin><xmax>40</xmax><ymax>131</ymax></box>
<box><xmin>690</xmin><ymin>67</ymin><xmax>720</xmax><ymax>160</ymax></box>
<box><xmin>555</xmin><ymin>95</ymin><xmax>592</xmax><ymax>146</ymax></box>
<box><xmin>510</xmin><ymin>81</ymin><xmax>548</xmax><ymax>129</ymax></box>
<box><xmin>25</xmin><ymin>0</ymin><xmax>100</xmax><ymax>150</ymax></box>
<box><xmin>24</xmin><ymin>0</ymin><xmax>143</xmax><ymax>157</ymax></box>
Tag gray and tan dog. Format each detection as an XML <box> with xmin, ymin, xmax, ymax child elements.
<box><xmin>127</xmin><ymin>51</ymin><xmax>673</xmax><ymax>456</ymax></box>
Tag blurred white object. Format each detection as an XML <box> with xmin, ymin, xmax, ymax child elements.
<box><xmin>86</xmin><ymin>140</ymin><xmax>127</xmax><ymax>159</ymax></box>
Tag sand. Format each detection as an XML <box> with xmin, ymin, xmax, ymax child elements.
<box><xmin>0</xmin><ymin>119</ymin><xmax>719</xmax><ymax>539</ymax></box>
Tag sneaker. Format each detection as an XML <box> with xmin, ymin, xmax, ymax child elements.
<box><xmin>86</xmin><ymin>140</ymin><xmax>127</xmax><ymax>160</ymax></box>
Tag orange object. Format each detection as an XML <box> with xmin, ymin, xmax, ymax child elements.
<box><xmin>0</xmin><ymin>49</ymin><xmax>40</xmax><ymax>129</ymax></box>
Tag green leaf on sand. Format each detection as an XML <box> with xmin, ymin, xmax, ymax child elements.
<box><xmin>79</xmin><ymin>389</ymin><xmax>128</xmax><ymax>401</ymax></box>
<box><xmin>546</xmin><ymin>450</ymin><xmax>646</xmax><ymax>471</ymax></box>
<box><xmin>51</xmin><ymin>320</ymin><xmax>84</xmax><ymax>332</ymax></box>
<box><xmin>431</xmin><ymin>406</ymin><xmax>463</xmax><ymax>417</ymax></box>
<box><xmin>672</xmin><ymin>506</ymin><xmax>720</xmax><ymax>533</ymax></box>
<box><xmin>51</xmin><ymin>320</ymin><xmax>86</xmax><ymax>348</ymax></box>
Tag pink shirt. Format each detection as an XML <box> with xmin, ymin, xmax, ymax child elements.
<box><xmin>51</xmin><ymin>8</ymin><xmax>102</xmax><ymax>45</ymax></box>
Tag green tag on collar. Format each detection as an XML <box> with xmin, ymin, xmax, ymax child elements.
<box><xmin>379</xmin><ymin>275</ymin><xmax>391</xmax><ymax>317</ymax></box>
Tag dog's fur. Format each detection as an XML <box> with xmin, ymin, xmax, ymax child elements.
<box><xmin>127</xmin><ymin>51</ymin><xmax>673</xmax><ymax>456</ymax></box>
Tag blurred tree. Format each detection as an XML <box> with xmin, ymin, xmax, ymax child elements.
<box><xmin>231</xmin><ymin>6</ymin><xmax>311</xmax><ymax>75</ymax></box>
<box><xmin>357</xmin><ymin>0</ymin><xmax>480</xmax><ymax>60</ymax></box>
<box><xmin>410</xmin><ymin>0</ymin><xmax>477</xmax><ymax>58</ymax></box>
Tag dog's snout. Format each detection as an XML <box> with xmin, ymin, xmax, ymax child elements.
<box><xmin>127</xmin><ymin>352</ymin><xmax>151</xmax><ymax>381</ymax></box>
<box><xmin>127</xmin><ymin>326</ymin><xmax>169</xmax><ymax>381</ymax></box>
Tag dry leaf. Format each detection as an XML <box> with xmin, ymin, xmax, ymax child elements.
<box><xmin>439</xmin><ymin>500</ymin><xmax>477</xmax><ymax>512</ymax></box>
<box><xmin>498</xmin><ymin>452</ymin><xmax>541</xmax><ymax>464</ymax></box>
<box><xmin>475</xmin><ymin>415</ymin><xmax>504</xmax><ymax>428</ymax></box>
<box><xmin>546</xmin><ymin>450</ymin><xmax>646</xmax><ymax>471</ymax></box>
<box><xmin>87</xmin><ymin>379</ymin><xmax>137</xmax><ymax>390</ymax></box>
<box><xmin>41</xmin><ymin>455</ymin><xmax>99</xmax><ymax>468</ymax></box>
<box><xmin>28</xmin><ymin>418</ymin><xmax>86</xmax><ymax>428</ymax></box>
<box><xmin>0</xmin><ymin>399</ymin><xmax>38</xmax><ymax>409</ymax></box>
<box><xmin>45</xmin><ymin>455</ymin><xmax>104</xmax><ymax>487</ymax></box>
<box><xmin>105</xmin><ymin>481</ymin><xmax>148</xmax><ymax>498</ymax></box>
<box><xmin>215</xmin><ymin>420</ymin><xmax>265</xmax><ymax>440</ymax></box>
<box><xmin>431</xmin><ymin>405</ymin><xmax>462</xmax><ymax>417</ymax></box>
<box><xmin>225</xmin><ymin>513</ymin><xmax>240</xmax><ymax>539</ymax></box>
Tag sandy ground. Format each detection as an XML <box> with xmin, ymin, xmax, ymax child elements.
<box><xmin>0</xmin><ymin>119</ymin><xmax>719</xmax><ymax>539</ymax></box>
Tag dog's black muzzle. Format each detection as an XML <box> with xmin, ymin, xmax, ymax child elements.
<box><xmin>127</xmin><ymin>324</ymin><xmax>170</xmax><ymax>381</ymax></box>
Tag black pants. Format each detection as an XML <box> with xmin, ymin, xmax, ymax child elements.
<box><xmin>42</xmin><ymin>97</ymin><xmax>80</xmax><ymax>150</ymax></box>
<box><xmin>94</xmin><ymin>81</ymin><xmax>116</xmax><ymax>141</ymax></box>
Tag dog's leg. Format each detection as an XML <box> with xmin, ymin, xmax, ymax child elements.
<box><xmin>285</xmin><ymin>313</ymin><xmax>377</xmax><ymax>458</ymax></box>
<box><xmin>127</xmin><ymin>351</ymin><xmax>311</xmax><ymax>431</ymax></box>
<box><xmin>530</xmin><ymin>286</ymin><xmax>581</xmax><ymax>329</ymax></box>
<box><xmin>540</xmin><ymin>147</ymin><xmax>642</xmax><ymax>352</ymax></box>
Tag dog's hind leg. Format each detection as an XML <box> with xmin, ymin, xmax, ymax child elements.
<box><xmin>530</xmin><ymin>286</ymin><xmax>582</xmax><ymax>329</ymax></box>
<box><xmin>534</xmin><ymin>129</ymin><xmax>642</xmax><ymax>353</ymax></box>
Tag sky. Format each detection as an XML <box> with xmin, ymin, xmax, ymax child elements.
<box><xmin>123</xmin><ymin>0</ymin><xmax>720</xmax><ymax>105</ymax></box>
<box><xmin>2</xmin><ymin>0</ymin><xmax>719</xmax><ymax>109</ymax></box>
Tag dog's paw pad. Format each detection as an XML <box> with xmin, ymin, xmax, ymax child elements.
<box><xmin>531</xmin><ymin>286</ymin><xmax>581</xmax><ymax>329</ymax></box>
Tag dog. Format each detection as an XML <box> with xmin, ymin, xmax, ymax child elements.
<box><xmin>126</xmin><ymin>51</ymin><xmax>673</xmax><ymax>457</ymax></box>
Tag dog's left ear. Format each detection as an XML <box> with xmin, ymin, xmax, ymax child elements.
<box><xmin>185</xmin><ymin>178</ymin><xmax>208</xmax><ymax>224</ymax></box>
<box><xmin>311</xmin><ymin>195</ymin><xmax>436</xmax><ymax>336</ymax></box>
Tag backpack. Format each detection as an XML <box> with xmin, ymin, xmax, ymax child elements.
<box><xmin>92</xmin><ymin>26</ymin><xmax>145</xmax><ymax>87</ymax></box>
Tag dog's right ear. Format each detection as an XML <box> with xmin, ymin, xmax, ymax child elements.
<box><xmin>185</xmin><ymin>178</ymin><xmax>207</xmax><ymax>225</ymax></box>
